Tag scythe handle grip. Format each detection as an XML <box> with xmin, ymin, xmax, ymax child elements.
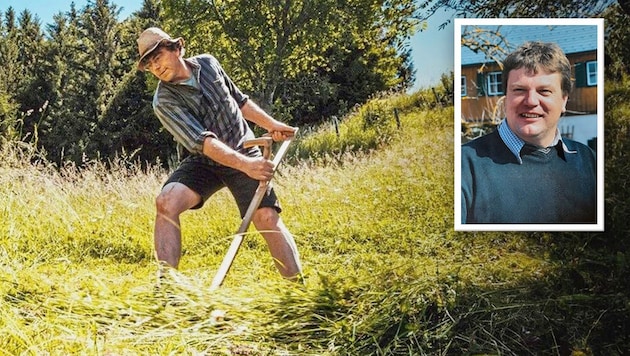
<box><xmin>243</xmin><ymin>136</ymin><xmax>273</xmax><ymax>159</ymax></box>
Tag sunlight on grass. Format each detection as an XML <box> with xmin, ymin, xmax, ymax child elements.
<box><xmin>0</xmin><ymin>90</ymin><xmax>597</xmax><ymax>354</ymax></box>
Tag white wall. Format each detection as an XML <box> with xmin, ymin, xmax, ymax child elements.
<box><xmin>559</xmin><ymin>114</ymin><xmax>598</xmax><ymax>147</ymax></box>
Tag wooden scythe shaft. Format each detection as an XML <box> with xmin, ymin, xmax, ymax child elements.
<box><xmin>210</xmin><ymin>131</ymin><xmax>297</xmax><ymax>290</ymax></box>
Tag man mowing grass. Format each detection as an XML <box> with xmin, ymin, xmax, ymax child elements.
<box><xmin>136</xmin><ymin>27</ymin><xmax>302</xmax><ymax>282</ymax></box>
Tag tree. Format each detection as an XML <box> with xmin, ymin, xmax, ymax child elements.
<box><xmin>89</xmin><ymin>0</ymin><xmax>177</xmax><ymax>167</ymax></box>
<box><xmin>28</xmin><ymin>1</ymin><xmax>121</xmax><ymax>163</ymax></box>
<box><xmin>37</xmin><ymin>0</ymin><xmax>124</xmax><ymax>163</ymax></box>
<box><xmin>92</xmin><ymin>70</ymin><xmax>175</xmax><ymax>166</ymax></box>
<box><xmin>161</xmin><ymin>0</ymin><xmax>419</xmax><ymax>124</ymax></box>
<box><xmin>424</xmin><ymin>0</ymin><xmax>615</xmax><ymax>19</ymax></box>
<box><xmin>13</xmin><ymin>10</ymin><xmax>49</xmax><ymax>142</ymax></box>
<box><xmin>0</xmin><ymin>8</ymin><xmax>20</xmax><ymax>139</ymax></box>
<box><xmin>429</xmin><ymin>0</ymin><xmax>626</xmax><ymax>78</ymax></box>
<box><xmin>82</xmin><ymin>0</ymin><xmax>122</xmax><ymax>136</ymax></box>
<box><xmin>603</xmin><ymin>3</ymin><xmax>630</xmax><ymax>79</ymax></box>
<box><xmin>36</xmin><ymin>5</ymin><xmax>90</xmax><ymax>163</ymax></box>
<box><xmin>161</xmin><ymin>0</ymin><xmax>340</xmax><ymax>110</ymax></box>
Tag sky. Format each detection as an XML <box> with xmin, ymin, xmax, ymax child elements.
<box><xmin>1</xmin><ymin>0</ymin><xmax>141</xmax><ymax>22</ymax></box>
<box><xmin>409</xmin><ymin>9</ymin><xmax>455</xmax><ymax>90</ymax></box>
<box><xmin>1</xmin><ymin>0</ymin><xmax>455</xmax><ymax>91</ymax></box>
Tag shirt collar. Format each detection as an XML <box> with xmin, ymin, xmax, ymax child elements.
<box><xmin>159</xmin><ymin>58</ymin><xmax>201</xmax><ymax>88</ymax></box>
<box><xmin>497</xmin><ymin>119</ymin><xmax>576</xmax><ymax>164</ymax></box>
<box><xmin>180</xmin><ymin>59</ymin><xmax>201</xmax><ymax>86</ymax></box>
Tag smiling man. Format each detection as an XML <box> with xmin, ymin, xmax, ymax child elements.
<box><xmin>461</xmin><ymin>41</ymin><xmax>597</xmax><ymax>224</ymax></box>
<box><xmin>136</xmin><ymin>27</ymin><xmax>302</xmax><ymax>281</ymax></box>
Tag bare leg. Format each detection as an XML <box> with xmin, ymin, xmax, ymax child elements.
<box><xmin>154</xmin><ymin>182</ymin><xmax>201</xmax><ymax>268</ymax></box>
<box><xmin>252</xmin><ymin>207</ymin><xmax>302</xmax><ymax>280</ymax></box>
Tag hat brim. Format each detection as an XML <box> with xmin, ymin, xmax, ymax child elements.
<box><xmin>137</xmin><ymin>37</ymin><xmax>183</xmax><ymax>71</ymax></box>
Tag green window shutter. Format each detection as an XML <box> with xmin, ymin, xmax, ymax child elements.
<box><xmin>476</xmin><ymin>72</ymin><xmax>486</xmax><ymax>96</ymax></box>
<box><xmin>575</xmin><ymin>62</ymin><xmax>587</xmax><ymax>88</ymax></box>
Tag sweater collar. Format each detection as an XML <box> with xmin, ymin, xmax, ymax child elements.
<box><xmin>497</xmin><ymin>119</ymin><xmax>576</xmax><ymax>164</ymax></box>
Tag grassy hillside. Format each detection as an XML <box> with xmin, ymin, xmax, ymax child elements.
<box><xmin>0</xmin><ymin>88</ymin><xmax>628</xmax><ymax>355</ymax></box>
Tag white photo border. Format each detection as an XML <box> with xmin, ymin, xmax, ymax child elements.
<box><xmin>454</xmin><ymin>18</ymin><xmax>605</xmax><ymax>232</ymax></box>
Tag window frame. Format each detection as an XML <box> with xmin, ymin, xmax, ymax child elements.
<box><xmin>586</xmin><ymin>60</ymin><xmax>597</xmax><ymax>87</ymax></box>
<box><xmin>486</xmin><ymin>71</ymin><xmax>503</xmax><ymax>96</ymax></box>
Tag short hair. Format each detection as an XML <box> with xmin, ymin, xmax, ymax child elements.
<box><xmin>502</xmin><ymin>41</ymin><xmax>573</xmax><ymax>96</ymax></box>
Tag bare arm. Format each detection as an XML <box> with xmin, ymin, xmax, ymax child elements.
<box><xmin>200</xmin><ymin>100</ymin><xmax>297</xmax><ymax>180</ymax></box>
<box><xmin>201</xmin><ymin>137</ymin><xmax>274</xmax><ymax>181</ymax></box>
<box><xmin>240</xmin><ymin>100</ymin><xmax>297</xmax><ymax>141</ymax></box>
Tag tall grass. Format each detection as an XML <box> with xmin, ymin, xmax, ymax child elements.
<box><xmin>0</xmin><ymin>88</ymin><xmax>628</xmax><ymax>354</ymax></box>
<box><xmin>290</xmin><ymin>89</ymin><xmax>440</xmax><ymax>164</ymax></box>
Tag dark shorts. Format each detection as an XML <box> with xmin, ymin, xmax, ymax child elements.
<box><xmin>164</xmin><ymin>156</ymin><xmax>281</xmax><ymax>217</ymax></box>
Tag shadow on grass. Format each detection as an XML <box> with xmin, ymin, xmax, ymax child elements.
<box><xmin>265</xmin><ymin>231</ymin><xmax>629</xmax><ymax>355</ymax></box>
<box><xmin>264</xmin><ymin>90</ymin><xmax>630</xmax><ymax>354</ymax></box>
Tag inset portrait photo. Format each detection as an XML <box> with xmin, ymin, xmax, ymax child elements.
<box><xmin>454</xmin><ymin>18</ymin><xmax>604</xmax><ymax>231</ymax></box>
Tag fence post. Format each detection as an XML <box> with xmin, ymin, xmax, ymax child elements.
<box><xmin>332</xmin><ymin>116</ymin><xmax>339</xmax><ymax>137</ymax></box>
<box><xmin>432</xmin><ymin>87</ymin><xmax>443</xmax><ymax>108</ymax></box>
<box><xmin>393</xmin><ymin>108</ymin><xmax>401</xmax><ymax>129</ymax></box>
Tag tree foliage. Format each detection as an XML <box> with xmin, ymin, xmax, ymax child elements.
<box><xmin>0</xmin><ymin>0</ymin><xmax>419</xmax><ymax>166</ymax></box>
<box><xmin>0</xmin><ymin>9</ymin><xmax>20</xmax><ymax>139</ymax></box>
<box><xmin>603</xmin><ymin>3</ymin><xmax>630</xmax><ymax>79</ymax></box>
<box><xmin>4</xmin><ymin>0</ymin><xmax>628</xmax><ymax>167</ymax></box>
<box><xmin>423</xmin><ymin>0</ymin><xmax>615</xmax><ymax>19</ymax></box>
<box><xmin>435</xmin><ymin>0</ymin><xmax>630</xmax><ymax>80</ymax></box>
<box><xmin>161</xmin><ymin>0</ymin><xmax>419</xmax><ymax>124</ymax></box>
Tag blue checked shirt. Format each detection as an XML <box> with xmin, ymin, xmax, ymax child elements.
<box><xmin>152</xmin><ymin>54</ymin><xmax>256</xmax><ymax>162</ymax></box>
<box><xmin>497</xmin><ymin>119</ymin><xmax>576</xmax><ymax>164</ymax></box>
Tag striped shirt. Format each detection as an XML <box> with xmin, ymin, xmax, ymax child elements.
<box><xmin>152</xmin><ymin>54</ymin><xmax>255</xmax><ymax>162</ymax></box>
<box><xmin>497</xmin><ymin>119</ymin><xmax>576</xmax><ymax>164</ymax></box>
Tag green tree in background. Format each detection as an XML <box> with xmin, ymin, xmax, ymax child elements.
<box><xmin>12</xmin><ymin>10</ymin><xmax>48</xmax><ymax>140</ymax></box>
<box><xmin>4</xmin><ymin>0</ymin><xmax>630</xmax><ymax>166</ymax></box>
<box><xmin>0</xmin><ymin>9</ymin><xmax>20</xmax><ymax>139</ymax></box>
<box><xmin>36</xmin><ymin>3</ymin><xmax>106</xmax><ymax>163</ymax></box>
<box><xmin>603</xmin><ymin>2</ymin><xmax>630</xmax><ymax>79</ymax></box>
<box><xmin>161</xmin><ymin>0</ymin><xmax>419</xmax><ymax>125</ymax></box>
<box><xmin>89</xmin><ymin>0</ymin><xmax>177</xmax><ymax>166</ymax></box>
<box><xmin>38</xmin><ymin>6</ymin><xmax>88</xmax><ymax>163</ymax></box>
<box><xmin>0</xmin><ymin>0</ymin><xmax>420</xmax><ymax>165</ymax></box>
<box><xmin>0</xmin><ymin>8</ymin><xmax>46</xmax><ymax>141</ymax></box>
<box><xmin>425</xmin><ymin>0</ymin><xmax>614</xmax><ymax>18</ymax></box>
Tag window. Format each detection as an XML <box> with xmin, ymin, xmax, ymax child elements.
<box><xmin>586</xmin><ymin>61</ymin><xmax>597</xmax><ymax>86</ymax></box>
<box><xmin>575</xmin><ymin>60</ymin><xmax>597</xmax><ymax>88</ymax></box>
<box><xmin>461</xmin><ymin>76</ymin><xmax>467</xmax><ymax>96</ymax></box>
<box><xmin>486</xmin><ymin>72</ymin><xmax>503</xmax><ymax>95</ymax></box>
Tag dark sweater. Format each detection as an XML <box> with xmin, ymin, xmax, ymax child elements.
<box><xmin>461</xmin><ymin>130</ymin><xmax>597</xmax><ymax>224</ymax></box>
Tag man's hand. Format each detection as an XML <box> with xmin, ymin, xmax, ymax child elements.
<box><xmin>203</xmin><ymin>136</ymin><xmax>275</xmax><ymax>181</ymax></box>
<box><xmin>268</xmin><ymin>123</ymin><xmax>297</xmax><ymax>142</ymax></box>
<box><xmin>242</xmin><ymin>156</ymin><xmax>275</xmax><ymax>181</ymax></box>
<box><xmin>241</xmin><ymin>101</ymin><xmax>297</xmax><ymax>141</ymax></box>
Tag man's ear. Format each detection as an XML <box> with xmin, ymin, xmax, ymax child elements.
<box><xmin>562</xmin><ymin>95</ymin><xmax>568</xmax><ymax>113</ymax></box>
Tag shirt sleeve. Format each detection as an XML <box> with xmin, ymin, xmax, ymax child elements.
<box><xmin>153</xmin><ymin>97</ymin><xmax>217</xmax><ymax>154</ymax></box>
<box><xmin>212</xmin><ymin>57</ymin><xmax>249</xmax><ymax>108</ymax></box>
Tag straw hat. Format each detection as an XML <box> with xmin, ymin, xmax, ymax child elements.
<box><xmin>137</xmin><ymin>27</ymin><xmax>184</xmax><ymax>71</ymax></box>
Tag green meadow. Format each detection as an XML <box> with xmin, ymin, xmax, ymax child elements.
<box><xmin>1</xmin><ymin>87</ymin><xmax>628</xmax><ymax>355</ymax></box>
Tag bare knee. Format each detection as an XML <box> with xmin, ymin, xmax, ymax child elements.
<box><xmin>155</xmin><ymin>192</ymin><xmax>175</xmax><ymax>217</ymax></box>
<box><xmin>253</xmin><ymin>207</ymin><xmax>281</xmax><ymax>229</ymax></box>
<box><xmin>155</xmin><ymin>183</ymin><xmax>199</xmax><ymax>218</ymax></box>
